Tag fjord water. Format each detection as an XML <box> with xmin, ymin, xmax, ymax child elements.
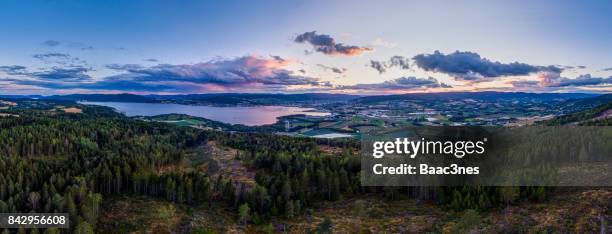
<box><xmin>81</xmin><ymin>102</ymin><xmax>330</xmax><ymax>126</ymax></box>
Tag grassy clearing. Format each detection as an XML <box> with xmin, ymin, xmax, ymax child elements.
<box><xmin>97</xmin><ymin>196</ymin><xmax>188</xmax><ymax>233</ymax></box>
<box><xmin>278</xmin><ymin>195</ymin><xmax>442</xmax><ymax>233</ymax></box>
<box><xmin>62</xmin><ymin>107</ymin><xmax>83</xmax><ymax>113</ymax></box>
<box><xmin>188</xmin><ymin>203</ymin><xmax>245</xmax><ymax>233</ymax></box>
<box><xmin>98</xmin><ymin>188</ymin><xmax>610</xmax><ymax>233</ymax></box>
<box><xmin>192</xmin><ymin>141</ymin><xmax>257</xmax><ymax>188</ymax></box>
<box><xmin>0</xmin><ymin>113</ymin><xmax>19</xmax><ymax>117</ymax></box>
<box><xmin>273</xmin><ymin>188</ymin><xmax>611</xmax><ymax>233</ymax></box>
<box><xmin>0</xmin><ymin>100</ymin><xmax>17</xmax><ymax>106</ymax></box>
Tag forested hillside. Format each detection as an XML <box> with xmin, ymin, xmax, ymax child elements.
<box><xmin>543</xmin><ymin>102</ymin><xmax>612</xmax><ymax>126</ymax></box>
<box><xmin>0</xmin><ymin>104</ymin><xmax>204</xmax><ymax>232</ymax></box>
<box><xmin>0</xmin><ymin>101</ymin><xmax>365</xmax><ymax>231</ymax></box>
<box><xmin>0</xmin><ymin>100</ymin><xmax>609</xmax><ymax>233</ymax></box>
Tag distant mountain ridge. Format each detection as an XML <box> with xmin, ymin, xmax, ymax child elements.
<box><xmin>549</xmin><ymin>93</ymin><xmax>612</xmax><ymax>117</ymax></box>
<box><xmin>3</xmin><ymin>91</ymin><xmax>605</xmax><ymax>105</ymax></box>
<box><xmin>0</xmin><ymin>94</ymin><xmax>44</xmax><ymax>99</ymax></box>
<box><xmin>40</xmin><ymin>93</ymin><xmax>360</xmax><ymax>105</ymax></box>
<box><xmin>150</xmin><ymin>93</ymin><xmax>359</xmax><ymax>105</ymax></box>
<box><xmin>46</xmin><ymin>93</ymin><xmax>153</xmax><ymax>103</ymax></box>
<box><xmin>562</xmin><ymin>93</ymin><xmax>612</xmax><ymax>108</ymax></box>
<box><xmin>354</xmin><ymin>91</ymin><xmax>598</xmax><ymax>104</ymax></box>
<box><xmin>542</xmin><ymin>95</ymin><xmax>612</xmax><ymax>125</ymax></box>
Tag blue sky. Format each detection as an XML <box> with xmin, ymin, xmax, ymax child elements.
<box><xmin>1</xmin><ymin>0</ymin><xmax>611</xmax><ymax>95</ymax></box>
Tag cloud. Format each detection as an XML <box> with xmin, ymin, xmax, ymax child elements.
<box><xmin>144</xmin><ymin>58</ymin><xmax>159</xmax><ymax>62</ymax></box>
<box><xmin>389</xmin><ymin>56</ymin><xmax>411</xmax><ymax>70</ymax></box>
<box><xmin>369</xmin><ymin>56</ymin><xmax>411</xmax><ymax>74</ymax></box>
<box><xmin>370</xmin><ymin>38</ymin><xmax>397</xmax><ymax>48</ymax></box>
<box><xmin>509</xmin><ymin>73</ymin><xmax>612</xmax><ymax>88</ymax></box>
<box><xmin>413</xmin><ymin>50</ymin><xmax>561</xmax><ymax>81</ymax></box>
<box><xmin>81</xmin><ymin>80</ymin><xmax>187</xmax><ymax>92</ymax></box>
<box><xmin>42</xmin><ymin>40</ymin><xmax>94</xmax><ymax>50</ymax></box>
<box><xmin>43</xmin><ymin>40</ymin><xmax>61</xmax><ymax>47</ymax></box>
<box><xmin>342</xmin><ymin>76</ymin><xmax>451</xmax><ymax>90</ymax></box>
<box><xmin>105</xmin><ymin>64</ymin><xmax>145</xmax><ymax>71</ymax></box>
<box><xmin>370</xmin><ymin>61</ymin><xmax>386</xmax><ymax>74</ymax></box>
<box><xmin>32</xmin><ymin>53</ymin><xmax>88</xmax><ymax>66</ymax></box>
<box><xmin>32</xmin><ymin>53</ymin><xmax>71</xmax><ymax>61</ymax></box>
<box><xmin>508</xmin><ymin>80</ymin><xmax>540</xmax><ymax>88</ymax></box>
<box><xmin>294</xmin><ymin>31</ymin><xmax>372</xmax><ymax>56</ymax></box>
<box><xmin>112</xmin><ymin>55</ymin><xmax>322</xmax><ymax>87</ymax></box>
<box><xmin>539</xmin><ymin>73</ymin><xmax>612</xmax><ymax>87</ymax></box>
<box><xmin>124</xmin><ymin>56</ymin><xmax>321</xmax><ymax>89</ymax></box>
<box><xmin>2</xmin><ymin>55</ymin><xmax>327</xmax><ymax>93</ymax></box>
<box><xmin>0</xmin><ymin>65</ymin><xmax>28</xmax><ymax>75</ymax></box>
<box><xmin>602</xmin><ymin>67</ymin><xmax>612</xmax><ymax>71</ymax></box>
<box><xmin>22</xmin><ymin>54</ymin><xmax>325</xmax><ymax>92</ymax></box>
<box><xmin>66</xmin><ymin>42</ymin><xmax>94</xmax><ymax>50</ymax></box>
<box><xmin>1</xmin><ymin>66</ymin><xmax>92</xmax><ymax>82</ymax></box>
<box><xmin>2</xmin><ymin>74</ymin><xmax>180</xmax><ymax>92</ymax></box>
<box><xmin>32</xmin><ymin>67</ymin><xmax>92</xmax><ymax>81</ymax></box>
<box><xmin>317</xmin><ymin>64</ymin><xmax>347</xmax><ymax>74</ymax></box>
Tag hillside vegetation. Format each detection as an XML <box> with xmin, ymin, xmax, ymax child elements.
<box><xmin>0</xmin><ymin>100</ymin><xmax>609</xmax><ymax>233</ymax></box>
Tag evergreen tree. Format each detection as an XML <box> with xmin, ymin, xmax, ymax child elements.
<box><xmin>239</xmin><ymin>203</ymin><xmax>250</xmax><ymax>225</ymax></box>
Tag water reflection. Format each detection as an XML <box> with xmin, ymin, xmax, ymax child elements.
<box><xmin>81</xmin><ymin>102</ymin><xmax>329</xmax><ymax>126</ymax></box>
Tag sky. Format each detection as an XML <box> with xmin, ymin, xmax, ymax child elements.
<box><xmin>1</xmin><ymin>0</ymin><xmax>611</xmax><ymax>95</ymax></box>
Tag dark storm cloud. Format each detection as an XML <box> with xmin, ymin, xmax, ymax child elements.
<box><xmin>317</xmin><ymin>64</ymin><xmax>347</xmax><ymax>74</ymax></box>
<box><xmin>342</xmin><ymin>76</ymin><xmax>451</xmax><ymax>90</ymax></box>
<box><xmin>369</xmin><ymin>56</ymin><xmax>410</xmax><ymax>74</ymax></box>
<box><xmin>413</xmin><ymin>51</ymin><xmax>562</xmax><ymax>80</ymax></box>
<box><xmin>294</xmin><ymin>31</ymin><xmax>372</xmax><ymax>56</ymax></box>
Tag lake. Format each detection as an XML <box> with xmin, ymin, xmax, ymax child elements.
<box><xmin>311</xmin><ymin>133</ymin><xmax>354</xmax><ymax>139</ymax></box>
<box><xmin>80</xmin><ymin>102</ymin><xmax>330</xmax><ymax>126</ymax></box>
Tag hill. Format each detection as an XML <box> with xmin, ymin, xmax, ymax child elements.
<box><xmin>559</xmin><ymin>93</ymin><xmax>612</xmax><ymax>112</ymax></box>
<box><xmin>46</xmin><ymin>93</ymin><xmax>154</xmax><ymax>102</ymax></box>
<box><xmin>139</xmin><ymin>113</ymin><xmax>281</xmax><ymax>132</ymax></box>
<box><xmin>150</xmin><ymin>93</ymin><xmax>359</xmax><ymax>105</ymax></box>
<box><xmin>38</xmin><ymin>93</ymin><xmax>358</xmax><ymax>106</ymax></box>
<box><xmin>542</xmin><ymin>102</ymin><xmax>612</xmax><ymax>126</ymax></box>
<box><xmin>11</xmin><ymin>92</ymin><xmax>602</xmax><ymax>106</ymax></box>
<box><xmin>354</xmin><ymin>92</ymin><xmax>597</xmax><ymax>104</ymax></box>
